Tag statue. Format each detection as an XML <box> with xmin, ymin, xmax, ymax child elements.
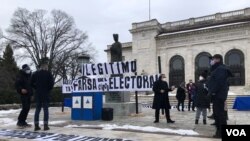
<box><xmin>105</xmin><ymin>34</ymin><xmax>139</xmax><ymax>116</ymax></box>
<box><xmin>110</xmin><ymin>34</ymin><xmax>122</xmax><ymax>62</ymax></box>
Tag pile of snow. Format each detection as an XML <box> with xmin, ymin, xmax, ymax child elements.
<box><xmin>65</xmin><ymin>124</ymin><xmax>199</xmax><ymax>136</ymax></box>
<box><xmin>49</xmin><ymin>121</ymin><xmax>67</xmax><ymax>125</ymax></box>
<box><xmin>0</xmin><ymin>118</ymin><xmax>16</xmax><ymax>126</ymax></box>
<box><xmin>0</xmin><ymin>109</ymin><xmax>20</xmax><ymax>117</ymax></box>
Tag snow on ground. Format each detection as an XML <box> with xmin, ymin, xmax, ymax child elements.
<box><xmin>49</xmin><ymin>121</ymin><xmax>67</xmax><ymax>125</ymax></box>
<box><xmin>65</xmin><ymin>124</ymin><xmax>199</xmax><ymax>136</ymax></box>
<box><xmin>0</xmin><ymin>118</ymin><xmax>16</xmax><ymax>126</ymax></box>
<box><xmin>0</xmin><ymin>109</ymin><xmax>20</xmax><ymax>117</ymax></box>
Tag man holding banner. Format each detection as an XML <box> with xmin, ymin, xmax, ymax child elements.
<box><xmin>152</xmin><ymin>74</ymin><xmax>175</xmax><ymax>123</ymax></box>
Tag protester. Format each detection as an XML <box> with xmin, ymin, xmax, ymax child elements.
<box><xmin>15</xmin><ymin>64</ymin><xmax>33</xmax><ymax>128</ymax></box>
<box><xmin>31</xmin><ymin>57</ymin><xmax>54</xmax><ymax>131</ymax></box>
<box><xmin>186</xmin><ymin>80</ymin><xmax>196</xmax><ymax>111</ymax></box>
<box><xmin>176</xmin><ymin>82</ymin><xmax>186</xmax><ymax>111</ymax></box>
<box><xmin>208</xmin><ymin>54</ymin><xmax>233</xmax><ymax>138</ymax></box>
<box><xmin>152</xmin><ymin>74</ymin><xmax>175</xmax><ymax>123</ymax></box>
<box><xmin>194</xmin><ymin>71</ymin><xmax>210</xmax><ymax>125</ymax></box>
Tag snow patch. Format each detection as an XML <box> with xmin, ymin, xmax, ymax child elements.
<box><xmin>65</xmin><ymin>124</ymin><xmax>199</xmax><ymax>135</ymax></box>
<box><xmin>0</xmin><ymin>109</ymin><xmax>20</xmax><ymax>117</ymax></box>
<box><xmin>0</xmin><ymin>118</ymin><xmax>16</xmax><ymax>126</ymax></box>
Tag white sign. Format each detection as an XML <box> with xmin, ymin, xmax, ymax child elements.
<box><xmin>62</xmin><ymin>80</ymin><xmax>73</xmax><ymax>94</ymax></box>
<box><xmin>81</xmin><ymin>61</ymin><xmax>137</xmax><ymax>76</ymax></box>
<box><xmin>62</xmin><ymin>84</ymin><xmax>72</xmax><ymax>94</ymax></box>
<box><xmin>70</xmin><ymin>74</ymin><xmax>159</xmax><ymax>92</ymax></box>
<box><xmin>83</xmin><ymin>96</ymin><xmax>93</xmax><ymax>109</ymax></box>
<box><xmin>72</xmin><ymin>96</ymin><xmax>81</xmax><ymax>108</ymax></box>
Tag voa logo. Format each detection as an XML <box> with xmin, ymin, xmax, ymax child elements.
<box><xmin>226</xmin><ymin>129</ymin><xmax>246</xmax><ymax>136</ymax></box>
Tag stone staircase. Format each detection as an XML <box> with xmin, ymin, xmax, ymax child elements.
<box><xmin>131</xmin><ymin>93</ymin><xmax>242</xmax><ymax>109</ymax></box>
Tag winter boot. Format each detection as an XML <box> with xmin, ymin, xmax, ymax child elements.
<box><xmin>167</xmin><ymin>119</ymin><xmax>175</xmax><ymax>123</ymax></box>
<box><xmin>44</xmin><ymin>124</ymin><xmax>50</xmax><ymax>131</ymax></box>
<box><xmin>195</xmin><ymin>119</ymin><xmax>198</xmax><ymax>124</ymax></box>
<box><xmin>34</xmin><ymin>124</ymin><xmax>41</xmax><ymax>131</ymax></box>
<box><xmin>203</xmin><ymin>120</ymin><xmax>207</xmax><ymax>125</ymax></box>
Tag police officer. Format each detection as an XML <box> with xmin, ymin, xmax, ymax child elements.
<box><xmin>208</xmin><ymin>54</ymin><xmax>232</xmax><ymax>138</ymax></box>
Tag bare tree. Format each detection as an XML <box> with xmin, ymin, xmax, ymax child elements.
<box><xmin>3</xmin><ymin>8</ymin><xmax>95</xmax><ymax>83</ymax></box>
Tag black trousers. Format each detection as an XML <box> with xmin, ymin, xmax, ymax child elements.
<box><xmin>155</xmin><ymin>108</ymin><xmax>170</xmax><ymax>121</ymax></box>
<box><xmin>177</xmin><ymin>100</ymin><xmax>184</xmax><ymax>110</ymax></box>
<box><xmin>18</xmin><ymin>96</ymin><xmax>31</xmax><ymax>124</ymax></box>
<box><xmin>188</xmin><ymin>99</ymin><xmax>195</xmax><ymax>111</ymax></box>
<box><xmin>213</xmin><ymin>98</ymin><xmax>227</xmax><ymax>135</ymax></box>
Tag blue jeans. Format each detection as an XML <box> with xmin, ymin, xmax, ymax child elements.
<box><xmin>34</xmin><ymin>101</ymin><xmax>49</xmax><ymax>125</ymax></box>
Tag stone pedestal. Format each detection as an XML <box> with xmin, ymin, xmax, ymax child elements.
<box><xmin>103</xmin><ymin>102</ymin><xmax>142</xmax><ymax>116</ymax></box>
<box><xmin>104</xmin><ymin>92</ymin><xmax>142</xmax><ymax>116</ymax></box>
<box><xmin>105</xmin><ymin>92</ymin><xmax>130</xmax><ymax>102</ymax></box>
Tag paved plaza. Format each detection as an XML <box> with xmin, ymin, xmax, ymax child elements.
<box><xmin>1</xmin><ymin>105</ymin><xmax>250</xmax><ymax>141</ymax></box>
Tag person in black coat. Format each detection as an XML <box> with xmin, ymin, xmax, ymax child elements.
<box><xmin>194</xmin><ymin>71</ymin><xmax>210</xmax><ymax>125</ymax></box>
<box><xmin>152</xmin><ymin>74</ymin><xmax>175</xmax><ymax>123</ymax></box>
<box><xmin>176</xmin><ymin>82</ymin><xmax>186</xmax><ymax>111</ymax></box>
<box><xmin>186</xmin><ymin>80</ymin><xmax>196</xmax><ymax>111</ymax></box>
<box><xmin>208</xmin><ymin>54</ymin><xmax>232</xmax><ymax>138</ymax></box>
<box><xmin>31</xmin><ymin>57</ymin><xmax>54</xmax><ymax>131</ymax></box>
<box><xmin>15</xmin><ymin>64</ymin><xmax>33</xmax><ymax>128</ymax></box>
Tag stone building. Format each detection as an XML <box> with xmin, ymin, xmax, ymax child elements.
<box><xmin>105</xmin><ymin>8</ymin><xmax>250</xmax><ymax>95</ymax></box>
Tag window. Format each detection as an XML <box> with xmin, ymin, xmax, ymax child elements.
<box><xmin>169</xmin><ymin>55</ymin><xmax>185</xmax><ymax>87</ymax></box>
<box><xmin>195</xmin><ymin>52</ymin><xmax>211</xmax><ymax>82</ymax></box>
<box><xmin>225</xmin><ymin>49</ymin><xmax>245</xmax><ymax>86</ymax></box>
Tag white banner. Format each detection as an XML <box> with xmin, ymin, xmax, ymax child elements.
<box><xmin>62</xmin><ymin>80</ymin><xmax>73</xmax><ymax>94</ymax></box>
<box><xmin>69</xmin><ymin>74</ymin><xmax>159</xmax><ymax>93</ymax></box>
<box><xmin>81</xmin><ymin>61</ymin><xmax>137</xmax><ymax>76</ymax></box>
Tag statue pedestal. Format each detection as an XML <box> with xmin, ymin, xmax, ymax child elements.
<box><xmin>103</xmin><ymin>102</ymin><xmax>142</xmax><ymax>116</ymax></box>
<box><xmin>104</xmin><ymin>92</ymin><xmax>142</xmax><ymax>116</ymax></box>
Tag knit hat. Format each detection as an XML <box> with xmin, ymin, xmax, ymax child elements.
<box><xmin>200</xmin><ymin>70</ymin><xmax>208</xmax><ymax>79</ymax></box>
<box><xmin>40</xmin><ymin>57</ymin><xmax>49</xmax><ymax>65</ymax></box>
<box><xmin>212</xmin><ymin>54</ymin><xmax>223</xmax><ymax>61</ymax></box>
<box><xmin>22</xmin><ymin>64</ymin><xmax>30</xmax><ymax>71</ymax></box>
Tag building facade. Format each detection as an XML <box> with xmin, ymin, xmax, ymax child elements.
<box><xmin>106</xmin><ymin>8</ymin><xmax>250</xmax><ymax>94</ymax></box>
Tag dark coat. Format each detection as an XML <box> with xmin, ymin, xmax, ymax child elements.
<box><xmin>186</xmin><ymin>83</ymin><xmax>196</xmax><ymax>101</ymax></box>
<box><xmin>208</xmin><ymin>63</ymin><xmax>232</xmax><ymax>101</ymax></box>
<box><xmin>152</xmin><ymin>79</ymin><xmax>172</xmax><ymax>109</ymax></box>
<box><xmin>31</xmin><ymin>70</ymin><xmax>54</xmax><ymax>102</ymax></box>
<box><xmin>176</xmin><ymin>87</ymin><xmax>186</xmax><ymax>102</ymax></box>
<box><xmin>15</xmin><ymin>70</ymin><xmax>33</xmax><ymax>96</ymax></box>
<box><xmin>195</xmin><ymin>79</ymin><xmax>210</xmax><ymax>108</ymax></box>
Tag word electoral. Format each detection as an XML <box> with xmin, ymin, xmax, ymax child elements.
<box><xmin>81</xmin><ymin>61</ymin><xmax>136</xmax><ymax>76</ymax></box>
<box><xmin>71</xmin><ymin>74</ymin><xmax>159</xmax><ymax>92</ymax></box>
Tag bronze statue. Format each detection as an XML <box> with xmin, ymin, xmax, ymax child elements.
<box><xmin>110</xmin><ymin>34</ymin><xmax>122</xmax><ymax>62</ymax></box>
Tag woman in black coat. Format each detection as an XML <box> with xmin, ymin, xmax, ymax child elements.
<box><xmin>152</xmin><ymin>74</ymin><xmax>175</xmax><ymax>123</ymax></box>
<box><xmin>195</xmin><ymin>72</ymin><xmax>210</xmax><ymax>125</ymax></box>
<box><xmin>176</xmin><ymin>82</ymin><xmax>186</xmax><ymax>111</ymax></box>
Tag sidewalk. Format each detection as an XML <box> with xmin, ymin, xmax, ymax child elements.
<box><xmin>1</xmin><ymin>106</ymin><xmax>249</xmax><ymax>141</ymax></box>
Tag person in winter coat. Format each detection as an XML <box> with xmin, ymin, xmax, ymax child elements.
<box><xmin>207</xmin><ymin>54</ymin><xmax>233</xmax><ymax>138</ymax></box>
<box><xmin>176</xmin><ymin>82</ymin><xmax>186</xmax><ymax>111</ymax></box>
<box><xmin>15</xmin><ymin>64</ymin><xmax>33</xmax><ymax>128</ymax></box>
<box><xmin>31</xmin><ymin>57</ymin><xmax>54</xmax><ymax>131</ymax></box>
<box><xmin>152</xmin><ymin>74</ymin><xmax>175</xmax><ymax>123</ymax></box>
<box><xmin>186</xmin><ymin>80</ymin><xmax>196</xmax><ymax>111</ymax></box>
<box><xmin>195</xmin><ymin>71</ymin><xmax>210</xmax><ymax>125</ymax></box>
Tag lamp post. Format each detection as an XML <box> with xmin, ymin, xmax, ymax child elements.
<box><xmin>62</xmin><ymin>54</ymin><xmax>90</xmax><ymax>112</ymax></box>
<box><xmin>77</xmin><ymin>54</ymin><xmax>90</xmax><ymax>79</ymax></box>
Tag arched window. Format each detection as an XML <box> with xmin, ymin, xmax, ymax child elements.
<box><xmin>225</xmin><ymin>49</ymin><xmax>245</xmax><ymax>86</ymax></box>
<box><xmin>195</xmin><ymin>52</ymin><xmax>211</xmax><ymax>82</ymax></box>
<box><xmin>169</xmin><ymin>55</ymin><xmax>185</xmax><ymax>87</ymax></box>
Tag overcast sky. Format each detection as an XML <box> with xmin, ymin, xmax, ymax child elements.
<box><xmin>1</xmin><ymin>0</ymin><xmax>250</xmax><ymax>64</ymax></box>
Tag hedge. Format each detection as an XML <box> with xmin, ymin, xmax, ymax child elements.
<box><xmin>0</xmin><ymin>87</ymin><xmax>64</xmax><ymax>104</ymax></box>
